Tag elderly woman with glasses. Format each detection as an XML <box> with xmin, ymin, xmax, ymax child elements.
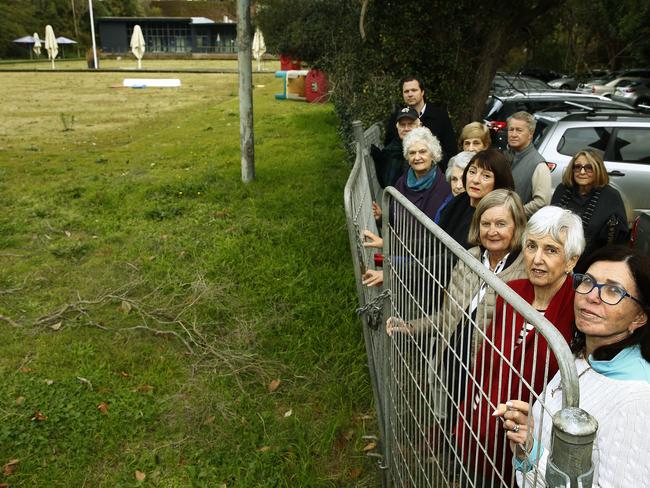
<box><xmin>454</xmin><ymin>206</ymin><xmax>585</xmax><ymax>486</ymax></box>
<box><xmin>551</xmin><ymin>149</ymin><xmax>629</xmax><ymax>270</ymax></box>
<box><xmin>496</xmin><ymin>245</ymin><xmax>650</xmax><ymax>487</ymax></box>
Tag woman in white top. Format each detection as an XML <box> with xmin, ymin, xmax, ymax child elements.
<box><xmin>496</xmin><ymin>245</ymin><xmax>650</xmax><ymax>487</ymax></box>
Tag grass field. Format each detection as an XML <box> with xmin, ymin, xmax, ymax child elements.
<box><xmin>0</xmin><ymin>66</ymin><xmax>377</xmax><ymax>486</ymax></box>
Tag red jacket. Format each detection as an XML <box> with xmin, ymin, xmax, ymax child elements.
<box><xmin>455</xmin><ymin>276</ymin><xmax>575</xmax><ymax>484</ymax></box>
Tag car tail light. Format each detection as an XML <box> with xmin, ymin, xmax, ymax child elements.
<box><xmin>545</xmin><ymin>162</ymin><xmax>557</xmax><ymax>172</ymax></box>
<box><xmin>623</xmin><ymin>87</ymin><xmax>637</xmax><ymax>93</ymax></box>
<box><xmin>487</xmin><ymin>120</ymin><xmax>507</xmax><ymax>132</ymax></box>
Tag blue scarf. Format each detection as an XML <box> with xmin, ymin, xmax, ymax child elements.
<box><xmin>406</xmin><ymin>167</ymin><xmax>436</xmax><ymax>191</ymax></box>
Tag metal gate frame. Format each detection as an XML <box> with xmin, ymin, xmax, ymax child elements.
<box><xmin>344</xmin><ymin>121</ymin><xmax>598</xmax><ymax>488</ymax></box>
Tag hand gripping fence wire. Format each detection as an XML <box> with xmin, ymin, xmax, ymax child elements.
<box><xmin>344</xmin><ymin>121</ymin><xmax>598</xmax><ymax>488</ymax></box>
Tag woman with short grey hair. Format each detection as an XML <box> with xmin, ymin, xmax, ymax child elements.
<box><xmin>454</xmin><ymin>206</ymin><xmax>586</xmax><ymax>486</ymax></box>
<box><xmin>445</xmin><ymin>150</ymin><xmax>474</xmax><ymax>197</ymax></box>
<box><xmin>363</xmin><ymin>127</ymin><xmax>452</xmax><ymax>287</ymax></box>
<box><xmin>402</xmin><ymin>126</ymin><xmax>444</xmax><ymax>163</ymax></box>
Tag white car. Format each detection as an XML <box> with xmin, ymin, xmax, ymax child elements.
<box><xmin>534</xmin><ymin>111</ymin><xmax>650</xmax><ymax>223</ymax></box>
<box><xmin>578</xmin><ymin>70</ymin><xmax>650</xmax><ymax>97</ymax></box>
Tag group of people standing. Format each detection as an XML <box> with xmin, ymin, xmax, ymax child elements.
<box><xmin>362</xmin><ymin>76</ymin><xmax>650</xmax><ymax>486</ymax></box>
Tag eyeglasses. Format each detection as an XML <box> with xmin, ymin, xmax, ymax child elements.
<box><xmin>573</xmin><ymin>273</ymin><xmax>643</xmax><ymax>306</ymax></box>
<box><xmin>573</xmin><ymin>163</ymin><xmax>594</xmax><ymax>174</ymax></box>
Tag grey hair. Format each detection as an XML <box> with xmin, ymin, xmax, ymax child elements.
<box><xmin>507</xmin><ymin>111</ymin><xmax>536</xmax><ymax>133</ymax></box>
<box><xmin>402</xmin><ymin>127</ymin><xmax>443</xmax><ymax>164</ymax></box>
<box><xmin>522</xmin><ymin>206</ymin><xmax>585</xmax><ymax>259</ymax></box>
<box><xmin>445</xmin><ymin>151</ymin><xmax>474</xmax><ymax>182</ymax></box>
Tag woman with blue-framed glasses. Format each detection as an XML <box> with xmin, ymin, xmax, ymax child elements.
<box><xmin>497</xmin><ymin>245</ymin><xmax>650</xmax><ymax>487</ymax></box>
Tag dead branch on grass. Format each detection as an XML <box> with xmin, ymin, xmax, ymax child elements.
<box><xmin>0</xmin><ymin>315</ymin><xmax>20</xmax><ymax>327</ymax></box>
<box><xmin>32</xmin><ymin>277</ymin><xmax>265</xmax><ymax>384</ymax></box>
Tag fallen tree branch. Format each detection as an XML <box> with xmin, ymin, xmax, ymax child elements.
<box><xmin>32</xmin><ymin>279</ymin><xmax>267</xmax><ymax>385</ymax></box>
<box><xmin>0</xmin><ymin>314</ymin><xmax>20</xmax><ymax>327</ymax></box>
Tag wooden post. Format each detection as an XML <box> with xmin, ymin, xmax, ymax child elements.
<box><xmin>237</xmin><ymin>0</ymin><xmax>255</xmax><ymax>183</ymax></box>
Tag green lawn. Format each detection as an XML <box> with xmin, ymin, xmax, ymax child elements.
<box><xmin>0</xmin><ymin>69</ymin><xmax>377</xmax><ymax>487</ymax></box>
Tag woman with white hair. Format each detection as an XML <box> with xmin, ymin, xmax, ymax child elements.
<box><xmin>372</xmin><ymin>126</ymin><xmax>452</xmax><ymax>225</ymax></box>
<box><xmin>445</xmin><ymin>150</ymin><xmax>474</xmax><ymax>197</ymax></box>
<box><xmin>364</xmin><ymin>128</ymin><xmax>452</xmax><ymax>286</ymax></box>
<box><xmin>454</xmin><ymin>206</ymin><xmax>586</xmax><ymax>486</ymax></box>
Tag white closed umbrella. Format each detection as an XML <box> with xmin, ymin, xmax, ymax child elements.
<box><xmin>33</xmin><ymin>33</ymin><xmax>42</xmax><ymax>56</ymax></box>
<box><xmin>252</xmin><ymin>28</ymin><xmax>266</xmax><ymax>71</ymax></box>
<box><xmin>130</xmin><ymin>25</ymin><xmax>145</xmax><ymax>70</ymax></box>
<box><xmin>44</xmin><ymin>25</ymin><xmax>58</xmax><ymax>69</ymax></box>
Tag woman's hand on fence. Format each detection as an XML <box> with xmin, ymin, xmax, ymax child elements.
<box><xmin>372</xmin><ymin>201</ymin><xmax>382</xmax><ymax>220</ymax></box>
<box><xmin>362</xmin><ymin>230</ymin><xmax>383</xmax><ymax>249</ymax></box>
<box><xmin>385</xmin><ymin>317</ymin><xmax>413</xmax><ymax>337</ymax></box>
<box><xmin>494</xmin><ymin>400</ymin><xmax>534</xmax><ymax>460</ymax></box>
<box><xmin>362</xmin><ymin>269</ymin><xmax>384</xmax><ymax>287</ymax></box>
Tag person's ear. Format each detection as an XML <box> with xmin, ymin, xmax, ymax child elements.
<box><xmin>629</xmin><ymin>310</ymin><xmax>648</xmax><ymax>334</ymax></box>
<box><xmin>566</xmin><ymin>255</ymin><xmax>579</xmax><ymax>274</ymax></box>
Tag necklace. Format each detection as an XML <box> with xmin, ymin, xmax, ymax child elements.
<box><xmin>551</xmin><ymin>360</ymin><xmax>591</xmax><ymax>397</ymax></box>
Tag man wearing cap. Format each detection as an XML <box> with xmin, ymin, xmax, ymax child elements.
<box><xmin>371</xmin><ymin>107</ymin><xmax>420</xmax><ymax>188</ymax></box>
<box><xmin>384</xmin><ymin>76</ymin><xmax>456</xmax><ymax>172</ymax></box>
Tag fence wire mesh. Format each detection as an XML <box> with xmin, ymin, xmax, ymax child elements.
<box><xmin>344</xmin><ymin>122</ymin><xmax>592</xmax><ymax>488</ymax></box>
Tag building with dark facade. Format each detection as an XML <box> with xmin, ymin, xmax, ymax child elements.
<box><xmin>97</xmin><ymin>16</ymin><xmax>237</xmax><ymax>54</ymax></box>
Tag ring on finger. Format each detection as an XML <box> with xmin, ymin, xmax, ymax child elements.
<box><xmin>512</xmin><ymin>423</ymin><xmax>520</xmax><ymax>433</ymax></box>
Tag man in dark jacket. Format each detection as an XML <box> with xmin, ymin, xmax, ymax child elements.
<box><xmin>384</xmin><ymin>76</ymin><xmax>456</xmax><ymax>172</ymax></box>
<box><xmin>371</xmin><ymin>107</ymin><xmax>420</xmax><ymax>188</ymax></box>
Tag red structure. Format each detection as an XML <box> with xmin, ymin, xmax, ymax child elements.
<box><xmin>305</xmin><ymin>69</ymin><xmax>329</xmax><ymax>103</ymax></box>
<box><xmin>279</xmin><ymin>54</ymin><xmax>301</xmax><ymax>70</ymax></box>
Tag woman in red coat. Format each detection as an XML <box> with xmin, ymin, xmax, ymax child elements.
<box><xmin>455</xmin><ymin>206</ymin><xmax>585</xmax><ymax>486</ymax></box>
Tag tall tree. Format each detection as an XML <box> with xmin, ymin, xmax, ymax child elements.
<box><xmin>257</xmin><ymin>0</ymin><xmax>563</xmax><ymax>141</ymax></box>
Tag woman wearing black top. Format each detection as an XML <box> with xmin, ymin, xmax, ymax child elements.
<box><xmin>551</xmin><ymin>148</ymin><xmax>628</xmax><ymax>271</ymax></box>
<box><xmin>437</xmin><ymin>149</ymin><xmax>515</xmax><ymax>249</ymax></box>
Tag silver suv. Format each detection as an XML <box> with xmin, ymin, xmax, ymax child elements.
<box><xmin>484</xmin><ymin>91</ymin><xmax>631</xmax><ymax>150</ymax></box>
<box><xmin>534</xmin><ymin>111</ymin><xmax>650</xmax><ymax>222</ymax></box>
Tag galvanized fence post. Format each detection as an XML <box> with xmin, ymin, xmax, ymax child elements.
<box><xmin>546</xmin><ymin>407</ymin><xmax>598</xmax><ymax>488</ymax></box>
<box><xmin>343</xmin><ymin>139</ymin><xmax>390</xmax><ymax>485</ymax></box>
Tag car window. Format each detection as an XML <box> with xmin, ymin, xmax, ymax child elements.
<box><xmin>556</xmin><ymin>127</ymin><xmax>612</xmax><ymax>156</ymax></box>
<box><xmin>612</xmin><ymin>128</ymin><xmax>650</xmax><ymax>164</ymax></box>
<box><xmin>533</xmin><ymin>119</ymin><xmax>552</xmax><ymax>147</ymax></box>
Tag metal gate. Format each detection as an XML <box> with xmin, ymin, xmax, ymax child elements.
<box><xmin>344</xmin><ymin>122</ymin><xmax>597</xmax><ymax>487</ymax></box>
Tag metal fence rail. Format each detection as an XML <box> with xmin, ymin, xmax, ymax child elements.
<box><xmin>344</xmin><ymin>121</ymin><xmax>597</xmax><ymax>488</ymax></box>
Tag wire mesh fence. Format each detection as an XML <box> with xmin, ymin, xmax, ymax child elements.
<box><xmin>344</xmin><ymin>122</ymin><xmax>597</xmax><ymax>488</ymax></box>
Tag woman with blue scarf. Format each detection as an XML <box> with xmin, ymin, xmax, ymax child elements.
<box><xmin>496</xmin><ymin>246</ymin><xmax>650</xmax><ymax>487</ymax></box>
<box><xmin>392</xmin><ymin>126</ymin><xmax>452</xmax><ymax>222</ymax></box>
<box><xmin>362</xmin><ymin>127</ymin><xmax>451</xmax><ymax>288</ymax></box>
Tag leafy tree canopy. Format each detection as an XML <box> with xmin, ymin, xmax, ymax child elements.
<box><xmin>257</xmin><ymin>0</ymin><xmax>563</xmax><ymax>146</ymax></box>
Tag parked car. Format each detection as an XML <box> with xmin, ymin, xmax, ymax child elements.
<box><xmin>484</xmin><ymin>91</ymin><xmax>632</xmax><ymax>150</ymax></box>
<box><xmin>516</xmin><ymin>67</ymin><xmax>564</xmax><ymax>83</ymax></box>
<box><xmin>578</xmin><ymin>69</ymin><xmax>650</xmax><ymax>97</ymax></box>
<box><xmin>547</xmin><ymin>76</ymin><xmax>579</xmax><ymax>90</ymax></box>
<box><xmin>491</xmin><ymin>74</ymin><xmax>550</xmax><ymax>95</ymax></box>
<box><xmin>611</xmin><ymin>79</ymin><xmax>650</xmax><ymax>107</ymax></box>
<box><xmin>534</xmin><ymin>111</ymin><xmax>650</xmax><ymax>222</ymax></box>
<box><xmin>548</xmin><ymin>69</ymin><xmax>612</xmax><ymax>90</ymax></box>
